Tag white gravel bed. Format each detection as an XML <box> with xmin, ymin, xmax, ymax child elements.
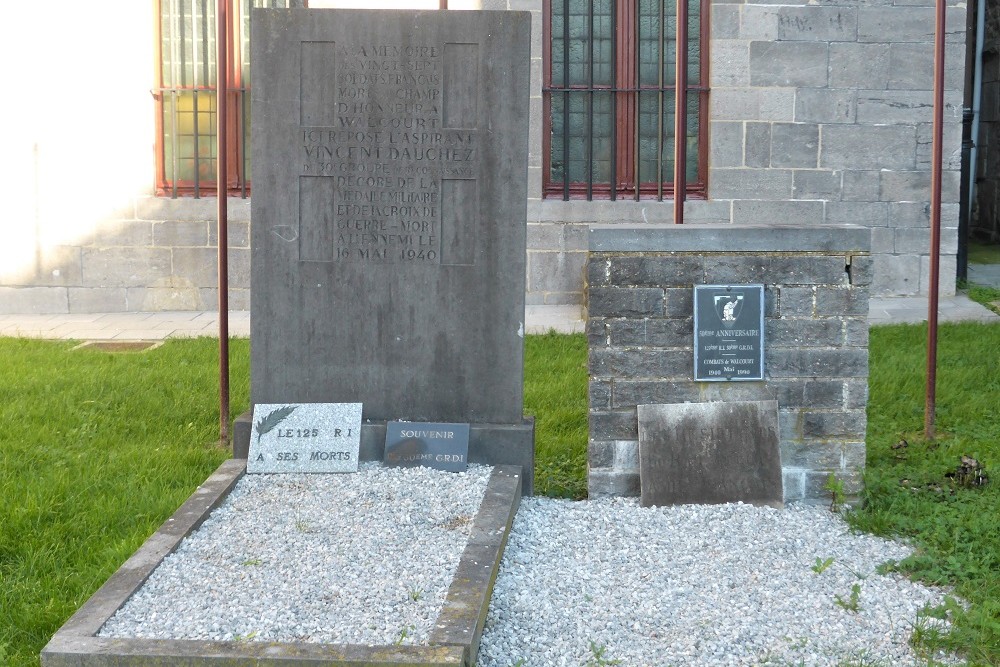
<box><xmin>98</xmin><ymin>463</ymin><xmax>493</xmax><ymax>645</ymax></box>
<box><xmin>477</xmin><ymin>497</ymin><xmax>958</xmax><ymax>667</ymax></box>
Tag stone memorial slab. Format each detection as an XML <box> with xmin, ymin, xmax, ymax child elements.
<box><xmin>384</xmin><ymin>421</ymin><xmax>470</xmax><ymax>472</ymax></box>
<box><xmin>694</xmin><ymin>284</ymin><xmax>765</xmax><ymax>381</ymax></box>
<box><xmin>251</xmin><ymin>9</ymin><xmax>530</xmax><ymax>425</ymax></box>
<box><xmin>248</xmin><ymin>402</ymin><xmax>362</xmax><ymax>473</ymax></box>
<box><xmin>638</xmin><ymin>401</ymin><xmax>782</xmax><ymax>507</ymax></box>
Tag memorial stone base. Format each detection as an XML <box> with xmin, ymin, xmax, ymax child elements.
<box><xmin>586</xmin><ymin>224</ymin><xmax>871</xmax><ymax>504</ymax></box>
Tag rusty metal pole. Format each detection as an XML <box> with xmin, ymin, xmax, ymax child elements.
<box><xmin>924</xmin><ymin>0</ymin><xmax>946</xmax><ymax>440</ymax></box>
<box><xmin>217</xmin><ymin>0</ymin><xmax>231</xmax><ymax>444</ymax></box>
<box><xmin>673</xmin><ymin>0</ymin><xmax>688</xmax><ymax>224</ymax></box>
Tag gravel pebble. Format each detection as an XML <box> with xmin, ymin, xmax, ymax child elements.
<box><xmin>98</xmin><ymin>463</ymin><xmax>492</xmax><ymax>645</ymax></box>
<box><xmin>100</xmin><ymin>469</ymin><xmax>960</xmax><ymax>666</ymax></box>
<box><xmin>477</xmin><ymin>497</ymin><xmax>959</xmax><ymax>667</ymax></box>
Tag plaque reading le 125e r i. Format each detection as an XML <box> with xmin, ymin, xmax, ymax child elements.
<box><xmin>694</xmin><ymin>284</ymin><xmax>765</xmax><ymax>382</ymax></box>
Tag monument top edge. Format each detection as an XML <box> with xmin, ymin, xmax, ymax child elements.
<box><xmin>589</xmin><ymin>224</ymin><xmax>871</xmax><ymax>254</ymax></box>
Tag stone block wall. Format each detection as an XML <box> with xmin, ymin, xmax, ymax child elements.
<box><xmin>0</xmin><ymin>198</ymin><xmax>251</xmax><ymax>314</ymax></box>
<box><xmin>0</xmin><ymin>0</ymin><xmax>969</xmax><ymax>313</ymax></box>
<box><xmin>524</xmin><ymin>0</ymin><xmax>966</xmax><ymax>305</ymax></box>
<box><xmin>586</xmin><ymin>225</ymin><xmax>871</xmax><ymax>504</ymax></box>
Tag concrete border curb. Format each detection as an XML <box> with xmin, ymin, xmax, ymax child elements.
<box><xmin>41</xmin><ymin>462</ymin><xmax>522</xmax><ymax>667</ymax></box>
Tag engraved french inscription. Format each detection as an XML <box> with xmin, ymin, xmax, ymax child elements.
<box><xmin>296</xmin><ymin>41</ymin><xmax>481</xmax><ymax>264</ymax></box>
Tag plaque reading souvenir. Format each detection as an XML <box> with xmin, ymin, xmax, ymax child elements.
<box><xmin>248</xmin><ymin>402</ymin><xmax>362</xmax><ymax>473</ymax></box>
<box><xmin>693</xmin><ymin>284</ymin><xmax>764</xmax><ymax>382</ymax></box>
<box><xmin>384</xmin><ymin>421</ymin><xmax>470</xmax><ymax>472</ymax></box>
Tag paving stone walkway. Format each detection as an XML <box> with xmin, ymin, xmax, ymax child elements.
<box><xmin>0</xmin><ymin>298</ymin><xmax>995</xmax><ymax>341</ymax></box>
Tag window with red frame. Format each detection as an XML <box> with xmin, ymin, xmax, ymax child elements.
<box><xmin>544</xmin><ymin>0</ymin><xmax>709</xmax><ymax>200</ymax></box>
<box><xmin>155</xmin><ymin>0</ymin><xmax>289</xmax><ymax>197</ymax></box>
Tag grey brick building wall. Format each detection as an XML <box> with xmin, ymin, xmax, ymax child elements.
<box><xmin>0</xmin><ymin>1</ymin><xmax>969</xmax><ymax>313</ymax></box>
<box><xmin>0</xmin><ymin>198</ymin><xmax>251</xmax><ymax>314</ymax></box>
<box><xmin>524</xmin><ymin>0</ymin><xmax>966</xmax><ymax>306</ymax></box>
<box><xmin>586</xmin><ymin>225</ymin><xmax>871</xmax><ymax>504</ymax></box>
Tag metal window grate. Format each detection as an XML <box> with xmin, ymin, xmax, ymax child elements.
<box><xmin>544</xmin><ymin>0</ymin><xmax>709</xmax><ymax>201</ymax></box>
<box><xmin>156</xmin><ymin>0</ymin><xmax>288</xmax><ymax>198</ymax></box>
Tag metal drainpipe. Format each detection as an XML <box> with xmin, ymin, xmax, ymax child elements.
<box><xmin>967</xmin><ymin>0</ymin><xmax>987</xmax><ymax>244</ymax></box>
<box><xmin>217</xmin><ymin>0</ymin><xmax>231</xmax><ymax>445</ymax></box>
<box><xmin>673</xmin><ymin>0</ymin><xmax>688</xmax><ymax>224</ymax></box>
<box><xmin>958</xmin><ymin>0</ymin><xmax>977</xmax><ymax>282</ymax></box>
<box><xmin>925</xmin><ymin>0</ymin><xmax>947</xmax><ymax>441</ymax></box>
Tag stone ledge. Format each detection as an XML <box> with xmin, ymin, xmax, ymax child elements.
<box><xmin>41</xmin><ymin>461</ymin><xmax>523</xmax><ymax>667</ymax></box>
<box><xmin>589</xmin><ymin>224</ymin><xmax>871</xmax><ymax>254</ymax></box>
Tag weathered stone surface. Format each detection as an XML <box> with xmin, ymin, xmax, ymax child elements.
<box><xmin>251</xmin><ymin>9</ymin><xmax>530</xmax><ymax>426</ymax></box>
<box><xmin>81</xmin><ymin>248</ymin><xmax>172</xmax><ymax>287</ymax></box>
<box><xmin>745</xmin><ymin>122</ymin><xmax>772</xmax><ymax>168</ymax></box>
<box><xmin>749</xmin><ymin>42</ymin><xmax>829</xmax><ymax>87</ymax></box>
<box><xmin>711</xmin><ymin>121</ymin><xmax>744</xmax><ymax>168</ymax></box>
<box><xmin>793</xmin><ymin>170</ymin><xmax>841</xmax><ymax>200</ymax></box>
<box><xmin>637</xmin><ymin>401</ymin><xmax>783</xmax><ymax>507</ymax></box>
<box><xmin>247</xmin><ymin>403</ymin><xmax>362</xmax><ymax>473</ymax></box>
<box><xmin>769</xmin><ymin>123</ymin><xmax>819</xmax><ymax>168</ymax></box>
<box><xmin>829</xmin><ymin>43</ymin><xmax>890</xmax><ymax>89</ymax></box>
<box><xmin>821</xmin><ymin>125</ymin><xmax>916</xmax><ymax>170</ymax></box>
<box><xmin>588</xmin><ymin>287</ymin><xmax>664</xmax><ymax>318</ymax></box>
<box><xmin>586</xmin><ymin>226</ymin><xmax>871</xmax><ymax>504</ymax></box>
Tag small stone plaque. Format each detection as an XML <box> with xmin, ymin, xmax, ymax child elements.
<box><xmin>248</xmin><ymin>403</ymin><xmax>362</xmax><ymax>473</ymax></box>
<box><xmin>384</xmin><ymin>421</ymin><xmax>470</xmax><ymax>472</ymax></box>
<box><xmin>638</xmin><ymin>401</ymin><xmax>782</xmax><ymax>507</ymax></box>
<box><xmin>694</xmin><ymin>284</ymin><xmax>765</xmax><ymax>382</ymax></box>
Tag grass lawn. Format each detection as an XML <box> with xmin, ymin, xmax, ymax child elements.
<box><xmin>852</xmin><ymin>323</ymin><xmax>1000</xmax><ymax>665</ymax></box>
<box><xmin>967</xmin><ymin>240</ymin><xmax>1000</xmax><ymax>265</ymax></box>
<box><xmin>2</xmin><ymin>324</ymin><xmax>999</xmax><ymax>665</ymax></box>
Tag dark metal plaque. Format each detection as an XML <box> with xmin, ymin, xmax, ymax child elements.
<box><xmin>384</xmin><ymin>421</ymin><xmax>471</xmax><ymax>472</ymax></box>
<box><xmin>693</xmin><ymin>284</ymin><xmax>764</xmax><ymax>382</ymax></box>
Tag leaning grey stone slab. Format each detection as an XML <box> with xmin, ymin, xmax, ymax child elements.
<box><xmin>41</xmin><ymin>461</ymin><xmax>522</xmax><ymax>667</ymax></box>
<box><xmin>251</xmin><ymin>9</ymin><xmax>530</xmax><ymax>426</ymax></box>
<box><xmin>638</xmin><ymin>401</ymin><xmax>782</xmax><ymax>507</ymax></box>
<box><xmin>247</xmin><ymin>402</ymin><xmax>362</xmax><ymax>473</ymax></box>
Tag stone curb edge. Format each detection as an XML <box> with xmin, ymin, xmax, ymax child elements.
<box><xmin>41</xmin><ymin>461</ymin><xmax>522</xmax><ymax>667</ymax></box>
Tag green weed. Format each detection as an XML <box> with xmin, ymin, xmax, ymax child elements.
<box><xmin>584</xmin><ymin>640</ymin><xmax>621</xmax><ymax>666</ymax></box>
<box><xmin>394</xmin><ymin>624</ymin><xmax>415</xmax><ymax>645</ymax></box>
<box><xmin>824</xmin><ymin>473</ymin><xmax>847</xmax><ymax>513</ymax></box>
<box><xmin>834</xmin><ymin>584</ymin><xmax>862</xmax><ymax>613</ymax></box>
<box><xmin>811</xmin><ymin>557</ymin><xmax>835</xmax><ymax>574</ymax></box>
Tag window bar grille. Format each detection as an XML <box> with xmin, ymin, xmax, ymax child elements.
<box><xmin>632</xmin><ymin>0</ymin><xmax>640</xmax><ymax>201</ymax></box>
<box><xmin>170</xmin><ymin>92</ymin><xmax>180</xmax><ymax>199</ymax></box>
<box><xmin>586</xmin><ymin>0</ymin><xmax>594</xmax><ymax>201</ymax></box>
<box><xmin>192</xmin><ymin>0</ymin><xmax>202</xmax><ymax>199</ymax></box>
<box><xmin>240</xmin><ymin>86</ymin><xmax>248</xmax><ymax>198</ymax></box>
<box><xmin>656</xmin><ymin>0</ymin><xmax>664</xmax><ymax>201</ymax></box>
<box><xmin>561</xmin><ymin>0</ymin><xmax>570</xmax><ymax>200</ymax></box>
<box><xmin>609</xmin><ymin>0</ymin><xmax>617</xmax><ymax>201</ymax></box>
<box><xmin>169</xmin><ymin>0</ymin><xmax>181</xmax><ymax>199</ymax></box>
<box><xmin>673</xmin><ymin>0</ymin><xmax>688</xmax><ymax>223</ymax></box>
<box><xmin>193</xmin><ymin>90</ymin><xmax>202</xmax><ymax>198</ymax></box>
